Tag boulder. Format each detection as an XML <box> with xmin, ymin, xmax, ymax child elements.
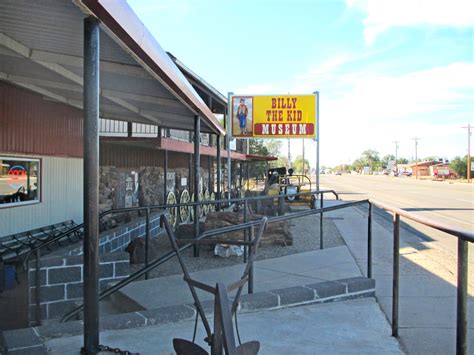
<box><xmin>204</xmin><ymin>211</ymin><xmax>292</xmax><ymax>247</ymax></box>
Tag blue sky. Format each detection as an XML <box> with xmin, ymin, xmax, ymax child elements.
<box><xmin>127</xmin><ymin>0</ymin><xmax>473</xmax><ymax>167</ymax></box>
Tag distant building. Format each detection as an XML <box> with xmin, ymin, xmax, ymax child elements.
<box><xmin>429</xmin><ymin>163</ymin><xmax>457</xmax><ymax>178</ymax></box>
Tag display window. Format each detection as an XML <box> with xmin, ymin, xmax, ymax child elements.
<box><xmin>0</xmin><ymin>157</ymin><xmax>40</xmax><ymax>207</ymax></box>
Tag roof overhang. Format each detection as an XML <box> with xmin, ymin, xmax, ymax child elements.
<box><xmin>246</xmin><ymin>154</ymin><xmax>278</xmax><ymax>162</ymax></box>
<box><xmin>168</xmin><ymin>52</ymin><xmax>227</xmax><ymax>115</ymax></box>
<box><xmin>0</xmin><ymin>0</ymin><xmax>225</xmax><ymax>135</ymax></box>
<box><xmin>100</xmin><ymin>137</ymin><xmax>247</xmax><ymax>160</ymax></box>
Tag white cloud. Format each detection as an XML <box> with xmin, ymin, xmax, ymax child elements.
<box><xmin>235</xmin><ymin>84</ymin><xmax>277</xmax><ymax>95</ymax></box>
<box><xmin>274</xmin><ymin>61</ymin><xmax>474</xmax><ymax>166</ymax></box>
<box><xmin>346</xmin><ymin>0</ymin><xmax>474</xmax><ymax>44</ymax></box>
<box><xmin>318</xmin><ymin>62</ymin><xmax>474</xmax><ymax>165</ymax></box>
<box><xmin>232</xmin><ymin>60</ymin><xmax>474</xmax><ymax>166</ymax></box>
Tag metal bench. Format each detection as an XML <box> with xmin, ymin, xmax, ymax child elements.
<box><xmin>0</xmin><ymin>220</ymin><xmax>81</xmax><ymax>263</ymax></box>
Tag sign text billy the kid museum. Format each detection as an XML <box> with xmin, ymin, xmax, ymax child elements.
<box><xmin>230</xmin><ymin>94</ymin><xmax>317</xmax><ymax>139</ymax></box>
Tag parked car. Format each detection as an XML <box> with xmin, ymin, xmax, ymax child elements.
<box><xmin>335</xmin><ymin>171</ymin><xmax>342</xmax><ymax>176</ymax></box>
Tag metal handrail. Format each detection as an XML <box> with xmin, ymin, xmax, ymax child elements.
<box><xmin>52</xmin><ymin>193</ymin><xmax>471</xmax><ymax>354</ymax></box>
<box><xmin>61</xmin><ymin>200</ymin><xmax>365</xmax><ymax>323</ymax></box>
<box><xmin>23</xmin><ymin>224</ymin><xmax>84</xmax><ymax>269</ymax></box>
<box><xmin>367</xmin><ymin>200</ymin><xmax>472</xmax><ymax>355</ymax></box>
<box><xmin>371</xmin><ymin>199</ymin><xmax>474</xmax><ymax>242</ymax></box>
<box><xmin>25</xmin><ymin>189</ymin><xmax>338</xmax><ymax>261</ymax></box>
<box><xmin>28</xmin><ymin>189</ymin><xmax>336</xmax><ymax>325</ymax></box>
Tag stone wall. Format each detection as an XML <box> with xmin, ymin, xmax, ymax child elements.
<box><xmin>28</xmin><ymin>253</ymin><xmax>129</xmax><ymax>322</ymax></box>
<box><xmin>100</xmin><ymin>165</ymin><xmax>212</xmax><ymax>215</ymax></box>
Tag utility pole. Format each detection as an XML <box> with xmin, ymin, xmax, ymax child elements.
<box><xmin>287</xmin><ymin>138</ymin><xmax>291</xmax><ymax>169</ymax></box>
<box><xmin>302</xmin><ymin>139</ymin><xmax>305</xmax><ymax>175</ymax></box>
<box><xmin>393</xmin><ymin>140</ymin><xmax>399</xmax><ymax>174</ymax></box>
<box><xmin>411</xmin><ymin>137</ymin><xmax>421</xmax><ymax>179</ymax></box>
<box><xmin>461</xmin><ymin>124</ymin><xmax>472</xmax><ymax>183</ymax></box>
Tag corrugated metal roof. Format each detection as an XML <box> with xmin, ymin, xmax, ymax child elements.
<box><xmin>0</xmin><ymin>0</ymin><xmax>225</xmax><ymax>134</ymax></box>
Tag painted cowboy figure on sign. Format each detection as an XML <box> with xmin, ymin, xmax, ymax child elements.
<box><xmin>236</xmin><ymin>98</ymin><xmax>249</xmax><ymax>135</ymax></box>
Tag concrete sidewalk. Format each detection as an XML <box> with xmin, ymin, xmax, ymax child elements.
<box><xmin>325</xmin><ymin>201</ymin><xmax>474</xmax><ymax>355</ymax></box>
<box><xmin>2</xmin><ymin>202</ymin><xmax>410</xmax><ymax>355</ymax></box>
<box><xmin>113</xmin><ymin>245</ymin><xmax>363</xmax><ymax>311</ymax></box>
<box><xmin>45</xmin><ymin>298</ymin><xmax>402</xmax><ymax>355</ymax></box>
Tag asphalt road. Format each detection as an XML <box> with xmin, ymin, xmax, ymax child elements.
<box><xmin>319</xmin><ymin>174</ymin><xmax>474</xmax><ymax>262</ymax></box>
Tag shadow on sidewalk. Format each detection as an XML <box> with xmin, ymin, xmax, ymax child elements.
<box><xmin>333</xmin><ymin>203</ymin><xmax>473</xmax><ymax>355</ymax></box>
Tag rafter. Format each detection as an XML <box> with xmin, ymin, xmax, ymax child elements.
<box><xmin>0</xmin><ymin>32</ymin><xmax>164</xmax><ymax>125</ymax></box>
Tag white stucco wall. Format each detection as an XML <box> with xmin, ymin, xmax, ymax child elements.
<box><xmin>0</xmin><ymin>156</ymin><xmax>83</xmax><ymax>238</ymax></box>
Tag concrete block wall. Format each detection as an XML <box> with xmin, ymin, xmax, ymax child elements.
<box><xmin>27</xmin><ymin>212</ymin><xmax>164</xmax><ymax>322</ymax></box>
<box><xmin>63</xmin><ymin>213</ymin><xmax>162</xmax><ymax>257</ymax></box>
<box><xmin>28</xmin><ymin>253</ymin><xmax>130</xmax><ymax>322</ymax></box>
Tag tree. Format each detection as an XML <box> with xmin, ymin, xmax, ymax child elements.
<box><xmin>423</xmin><ymin>156</ymin><xmax>439</xmax><ymax>162</ymax></box>
<box><xmin>381</xmin><ymin>154</ymin><xmax>396</xmax><ymax>169</ymax></box>
<box><xmin>276</xmin><ymin>155</ymin><xmax>288</xmax><ymax>168</ymax></box>
<box><xmin>397</xmin><ymin>158</ymin><xmax>409</xmax><ymax>164</ymax></box>
<box><xmin>249</xmin><ymin>139</ymin><xmax>269</xmax><ymax>156</ymax></box>
<box><xmin>351</xmin><ymin>150</ymin><xmax>381</xmax><ymax>172</ymax></box>
<box><xmin>292</xmin><ymin>155</ymin><xmax>311</xmax><ymax>174</ymax></box>
<box><xmin>265</xmin><ymin>140</ymin><xmax>283</xmax><ymax>157</ymax></box>
<box><xmin>449</xmin><ymin>156</ymin><xmax>473</xmax><ymax>178</ymax></box>
<box><xmin>248</xmin><ymin>139</ymin><xmax>273</xmax><ymax>179</ymax></box>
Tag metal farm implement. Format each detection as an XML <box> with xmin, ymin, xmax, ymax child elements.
<box><xmin>161</xmin><ymin>214</ymin><xmax>268</xmax><ymax>355</ymax></box>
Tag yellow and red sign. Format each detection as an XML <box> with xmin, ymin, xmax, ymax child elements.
<box><xmin>230</xmin><ymin>94</ymin><xmax>317</xmax><ymax>139</ymax></box>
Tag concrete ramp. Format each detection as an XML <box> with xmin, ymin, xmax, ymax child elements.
<box><xmin>112</xmin><ymin>245</ymin><xmax>365</xmax><ymax>312</ymax></box>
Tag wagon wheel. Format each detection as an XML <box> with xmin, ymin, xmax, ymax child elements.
<box><xmin>202</xmin><ymin>190</ymin><xmax>210</xmax><ymax>216</ymax></box>
<box><xmin>179</xmin><ymin>189</ymin><xmax>190</xmax><ymax>224</ymax></box>
<box><xmin>190</xmin><ymin>193</ymin><xmax>195</xmax><ymax>221</ymax></box>
<box><xmin>190</xmin><ymin>192</ymin><xmax>204</xmax><ymax>221</ymax></box>
<box><xmin>166</xmin><ymin>191</ymin><xmax>178</xmax><ymax>227</ymax></box>
<box><xmin>210</xmin><ymin>192</ymin><xmax>216</xmax><ymax>212</ymax></box>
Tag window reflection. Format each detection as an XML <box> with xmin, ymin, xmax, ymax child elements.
<box><xmin>0</xmin><ymin>158</ymin><xmax>40</xmax><ymax>207</ymax></box>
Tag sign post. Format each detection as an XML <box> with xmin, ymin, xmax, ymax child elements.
<box><xmin>315</xmin><ymin>91</ymin><xmax>320</xmax><ymax>194</ymax></box>
<box><xmin>227</xmin><ymin>92</ymin><xmax>233</xmax><ymax>202</ymax></box>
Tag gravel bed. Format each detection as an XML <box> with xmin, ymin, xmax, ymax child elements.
<box><xmin>131</xmin><ymin>210</ymin><xmax>345</xmax><ymax>279</ymax></box>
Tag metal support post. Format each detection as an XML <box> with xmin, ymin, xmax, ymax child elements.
<box><xmin>216</xmin><ymin>135</ymin><xmax>221</xmax><ymax>211</ymax></box>
<box><xmin>392</xmin><ymin>214</ymin><xmax>400</xmax><ymax>337</ymax></box>
<box><xmin>145</xmin><ymin>208</ymin><xmax>150</xmax><ymax>280</ymax></box>
<box><xmin>248</xmin><ymin>227</ymin><xmax>254</xmax><ymax>294</ymax></box>
<box><xmin>243</xmin><ymin>199</ymin><xmax>248</xmax><ymax>263</ymax></box>
<box><xmin>367</xmin><ymin>202</ymin><xmax>372</xmax><ymax>278</ymax></box>
<box><xmin>189</xmin><ymin>154</ymin><xmax>192</xmax><ymax>193</ymax></box>
<box><xmin>239</xmin><ymin>162</ymin><xmax>243</xmax><ymax>191</ymax></box>
<box><xmin>246</xmin><ymin>161</ymin><xmax>250</xmax><ymax>191</ymax></box>
<box><xmin>319</xmin><ymin>193</ymin><xmax>324</xmax><ymax>249</ymax></box>
<box><xmin>164</xmin><ymin>150</ymin><xmax>168</xmax><ymax>204</ymax></box>
<box><xmin>35</xmin><ymin>249</ymin><xmax>41</xmax><ymax>325</ymax></box>
<box><xmin>456</xmin><ymin>238</ymin><xmax>468</xmax><ymax>355</ymax></box>
<box><xmin>208</xmin><ymin>155</ymin><xmax>212</xmax><ymax>193</ymax></box>
<box><xmin>227</xmin><ymin>92</ymin><xmax>233</xmax><ymax>202</ymax></box>
<box><xmin>83</xmin><ymin>16</ymin><xmax>100</xmax><ymax>354</ymax></box>
<box><xmin>194</xmin><ymin>116</ymin><xmax>200</xmax><ymax>257</ymax></box>
<box><xmin>315</xmin><ymin>91</ymin><xmax>320</xmax><ymax>193</ymax></box>
<box><xmin>227</xmin><ymin>142</ymin><xmax>231</xmax><ymax>201</ymax></box>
